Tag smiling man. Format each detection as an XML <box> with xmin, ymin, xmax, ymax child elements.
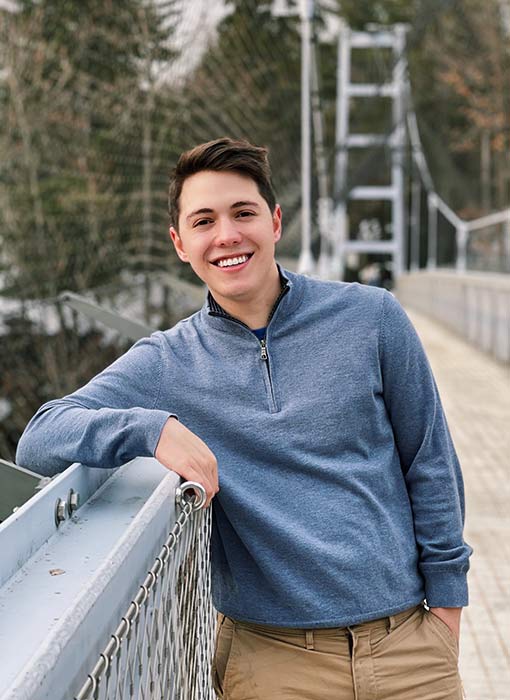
<box><xmin>17</xmin><ymin>137</ymin><xmax>472</xmax><ymax>700</ymax></box>
<box><xmin>169</xmin><ymin>167</ymin><xmax>283</xmax><ymax>330</ymax></box>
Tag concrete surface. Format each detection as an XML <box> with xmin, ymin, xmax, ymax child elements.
<box><xmin>407</xmin><ymin>307</ymin><xmax>510</xmax><ymax>700</ymax></box>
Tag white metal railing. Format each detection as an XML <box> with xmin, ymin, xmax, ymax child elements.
<box><xmin>408</xmin><ymin>102</ymin><xmax>510</xmax><ymax>275</ymax></box>
<box><xmin>425</xmin><ymin>196</ymin><xmax>510</xmax><ymax>274</ymax></box>
<box><xmin>75</xmin><ymin>483</ymin><xmax>214</xmax><ymax>700</ymax></box>
<box><xmin>396</xmin><ymin>270</ymin><xmax>510</xmax><ymax>363</ymax></box>
<box><xmin>0</xmin><ymin>458</ymin><xmax>215</xmax><ymax>700</ymax></box>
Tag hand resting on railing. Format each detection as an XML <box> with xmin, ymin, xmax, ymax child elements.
<box><xmin>155</xmin><ymin>416</ymin><xmax>219</xmax><ymax>508</ymax></box>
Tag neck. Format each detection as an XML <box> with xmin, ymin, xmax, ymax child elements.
<box><xmin>212</xmin><ymin>264</ymin><xmax>282</xmax><ymax>329</ymax></box>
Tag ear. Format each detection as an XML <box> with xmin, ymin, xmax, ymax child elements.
<box><xmin>169</xmin><ymin>226</ymin><xmax>189</xmax><ymax>263</ymax></box>
<box><xmin>272</xmin><ymin>204</ymin><xmax>282</xmax><ymax>244</ymax></box>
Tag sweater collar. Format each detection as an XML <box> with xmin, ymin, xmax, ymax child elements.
<box><xmin>200</xmin><ymin>264</ymin><xmax>304</xmax><ymax>333</ymax></box>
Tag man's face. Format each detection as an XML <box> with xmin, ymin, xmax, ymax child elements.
<box><xmin>170</xmin><ymin>170</ymin><xmax>282</xmax><ymax>308</ymax></box>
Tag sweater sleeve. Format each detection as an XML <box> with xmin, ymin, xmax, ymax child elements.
<box><xmin>15</xmin><ymin>333</ymin><xmax>174</xmax><ymax>476</ymax></box>
<box><xmin>379</xmin><ymin>291</ymin><xmax>472</xmax><ymax>607</ymax></box>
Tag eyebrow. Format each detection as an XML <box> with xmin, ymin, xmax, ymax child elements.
<box><xmin>185</xmin><ymin>201</ymin><xmax>260</xmax><ymax>222</ymax></box>
<box><xmin>186</xmin><ymin>208</ymin><xmax>213</xmax><ymax>223</ymax></box>
<box><xmin>231</xmin><ymin>201</ymin><xmax>260</xmax><ymax>209</ymax></box>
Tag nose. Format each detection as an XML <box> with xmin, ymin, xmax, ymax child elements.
<box><xmin>215</xmin><ymin>216</ymin><xmax>241</xmax><ymax>246</ymax></box>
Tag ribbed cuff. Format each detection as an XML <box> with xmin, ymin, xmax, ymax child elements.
<box><xmin>424</xmin><ymin>570</ymin><xmax>469</xmax><ymax>607</ymax></box>
<box><xmin>145</xmin><ymin>411</ymin><xmax>178</xmax><ymax>458</ymax></box>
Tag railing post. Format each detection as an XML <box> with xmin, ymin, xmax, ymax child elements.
<box><xmin>297</xmin><ymin>0</ymin><xmax>315</xmax><ymax>275</ymax></box>
<box><xmin>456</xmin><ymin>222</ymin><xmax>468</xmax><ymax>272</ymax></box>
<box><xmin>317</xmin><ymin>197</ymin><xmax>333</xmax><ymax>278</ymax></box>
<box><xmin>427</xmin><ymin>192</ymin><xmax>438</xmax><ymax>270</ymax></box>
<box><xmin>410</xmin><ymin>176</ymin><xmax>421</xmax><ymax>271</ymax></box>
<box><xmin>504</xmin><ymin>217</ymin><xmax>510</xmax><ymax>274</ymax></box>
<box><xmin>332</xmin><ymin>21</ymin><xmax>350</xmax><ymax>281</ymax></box>
<box><xmin>392</xmin><ymin>24</ymin><xmax>407</xmax><ymax>279</ymax></box>
<box><xmin>311</xmin><ymin>27</ymin><xmax>333</xmax><ymax>279</ymax></box>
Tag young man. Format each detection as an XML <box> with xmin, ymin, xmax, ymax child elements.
<box><xmin>17</xmin><ymin>137</ymin><xmax>472</xmax><ymax>700</ymax></box>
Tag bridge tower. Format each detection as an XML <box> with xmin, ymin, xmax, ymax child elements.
<box><xmin>332</xmin><ymin>24</ymin><xmax>408</xmax><ymax>281</ymax></box>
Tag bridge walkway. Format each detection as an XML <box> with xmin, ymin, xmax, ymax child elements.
<box><xmin>407</xmin><ymin>308</ymin><xmax>510</xmax><ymax>700</ymax></box>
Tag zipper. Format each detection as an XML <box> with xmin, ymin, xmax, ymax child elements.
<box><xmin>208</xmin><ymin>282</ymin><xmax>289</xmax><ymax>413</ymax></box>
<box><xmin>259</xmin><ymin>338</ymin><xmax>278</xmax><ymax>411</ymax></box>
<box><xmin>206</xmin><ymin>321</ymin><xmax>278</xmax><ymax>411</ymax></box>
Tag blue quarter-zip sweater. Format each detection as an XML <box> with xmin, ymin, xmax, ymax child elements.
<box><xmin>16</xmin><ymin>269</ymin><xmax>472</xmax><ymax>628</ymax></box>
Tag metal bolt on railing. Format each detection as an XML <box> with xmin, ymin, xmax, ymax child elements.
<box><xmin>175</xmin><ymin>480</ymin><xmax>207</xmax><ymax>511</ymax></box>
<box><xmin>54</xmin><ymin>498</ymin><xmax>67</xmax><ymax>526</ymax></box>
<box><xmin>67</xmin><ymin>489</ymin><xmax>80</xmax><ymax>516</ymax></box>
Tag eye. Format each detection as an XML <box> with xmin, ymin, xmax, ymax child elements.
<box><xmin>236</xmin><ymin>210</ymin><xmax>255</xmax><ymax>218</ymax></box>
<box><xmin>193</xmin><ymin>218</ymin><xmax>212</xmax><ymax>227</ymax></box>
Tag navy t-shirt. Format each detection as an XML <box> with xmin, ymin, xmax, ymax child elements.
<box><xmin>251</xmin><ymin>327</ymin><xmax>266</xmax><ymax>341</ymax></box>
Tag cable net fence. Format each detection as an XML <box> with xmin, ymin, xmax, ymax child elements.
<box><xmin>75</xmin><ymin>497</ymin><xmax>216</xmax><ymax>700</ymax></box>
<box><xmin>3</xmin><ymin>0</ymin><xmax>509</xmax><ymax>464</ymax></box>
<box><xmin>466</xmin><ymin>222</ymin><xmax>510</xmax><ymax>274</ymax></box>
<box><xmin>0</xmin><ymin>0</ymin><xmax>311</xmax><ymax>463</ymax></box>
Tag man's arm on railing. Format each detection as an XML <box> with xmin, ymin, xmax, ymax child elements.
<box><xmin>16</xmin><ymin>332</ymin><xmax>219</xmax><ymax>504</ymax></box>
<box><xmin>16</xmin><ymin>333</ymin><xmax>173</xmax><ymax>476</ymax></box>
<box><xmin>155</xmin><ymin>417</ymin><xmax>219</xmax><ymax>507</ymax></box>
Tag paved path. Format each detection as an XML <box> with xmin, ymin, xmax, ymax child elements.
<box><xmin>406</xmin><ymin>308</ymin><xmax>510</xmax><ymax>700</ymax></box>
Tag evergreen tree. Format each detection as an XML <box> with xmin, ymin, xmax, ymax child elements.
<box><xmin>0</xmin><ymin>0</ymin><xmax>180</xmax><ymax>461</ymax></box>
<box><xmin>0</xmin><ymin>0</ymin><xmax>178</xmax><ymax>300</ymax></box>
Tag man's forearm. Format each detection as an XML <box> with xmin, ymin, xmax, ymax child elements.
<box><xmin>16</xmin><ymin>399</ymin><xmax>171</xmax><ymax>475</ymax></box>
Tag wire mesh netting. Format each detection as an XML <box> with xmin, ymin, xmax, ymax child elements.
<box><xmin>467</xmin><ymin>223</ymin><xmax>510</xmax><ymax>274</ymax></box>
<box><xmin>1</xmin><ymin>2</ymin><xmax>509</xmax><ymax>697</ymax></box>
<box><xmin>3</xmin><ymin>0</ymin><xmax>509</xmax><ymax>464</ymax></box>
<box><xmin>75</xmin><ymin>496</ymin><xmax>216</xmax><ymax>700</ymax></box>
<box><xmin>0</xmin><ymin>0</ymin><xmax>310</xmax><ymax>463</ymax></box>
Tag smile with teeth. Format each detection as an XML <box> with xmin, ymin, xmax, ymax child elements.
<box><xmin>214</xmin><ymin>254</ymin><xmax>251</xmax><ymax>268</ymax></box>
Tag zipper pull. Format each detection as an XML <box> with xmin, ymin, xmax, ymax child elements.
<box><xmin>260</xmin><ymin>339</ymin><xmax>268</xmax><ymax>361</ymax></box>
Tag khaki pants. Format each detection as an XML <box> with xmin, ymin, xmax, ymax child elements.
<box><xmin>212</xmin><ymin>604</ymin><xmax>465</xmax><ymax>700</ymax></box>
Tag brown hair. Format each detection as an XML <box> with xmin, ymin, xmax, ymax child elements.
<box><xmin>168</xmin><ymin>137</ymin><xmax>276</xmax><ymax>230</ymax></box>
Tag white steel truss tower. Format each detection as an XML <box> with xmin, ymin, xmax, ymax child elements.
<box><xmin>332</xmin><ymin>24</ymin><xmax>408</xmax><ymax>280</ymax></box>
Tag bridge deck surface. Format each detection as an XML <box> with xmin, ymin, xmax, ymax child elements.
<box><xmin>407</xmin><ymin>308</ymin><xmax>510</xmax><ymax>700</ymax></box>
